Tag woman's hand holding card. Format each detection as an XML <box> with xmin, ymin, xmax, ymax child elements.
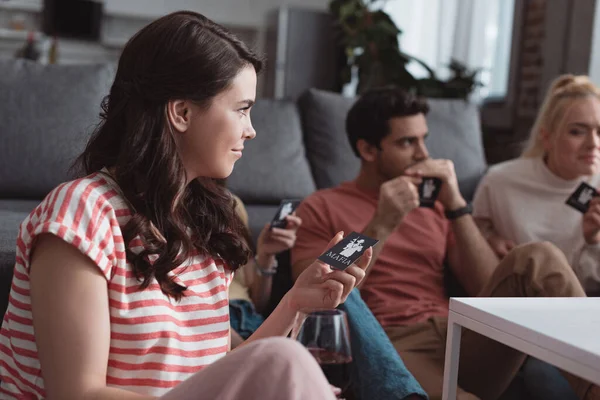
<box><xmin>285</xmin><ymin>232</ymin><xmax>374</xmax><ymax>313</ymax></box>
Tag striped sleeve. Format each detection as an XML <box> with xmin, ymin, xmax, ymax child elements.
<box><xmin>20</xmin><ymin>178</ymin><xmax>120</xmax><ymax>280</ymax></box>
<box><xmin>222</xmin><ymin>263</ymin><xmax>234</xmax><ymax>289</ymax></box>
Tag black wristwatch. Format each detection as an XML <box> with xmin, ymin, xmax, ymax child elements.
<box><xmin>445</xmin><ymin>204</ymin><xmax>473</xmax><ymax>220</ymax></box>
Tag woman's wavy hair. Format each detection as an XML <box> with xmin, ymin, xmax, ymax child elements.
<box><xmin>74</xmin><ymin>11</ymin><xmax>263</xmax><ymax>300</ymax></box>
<box><xmin>522</xmin><ymin>74</ymin><xmax>600</xmax><ymax>158</ymax></box>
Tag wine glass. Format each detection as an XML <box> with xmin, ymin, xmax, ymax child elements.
<box><xmin>296</xmin><ymin>310</ymin><xmax>353</xmax><ymax>394</ymax></box>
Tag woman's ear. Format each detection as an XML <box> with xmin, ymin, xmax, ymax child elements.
<box><xmin>356</xmin><ymin>139</ymin><xmax>378</xmax><ymax>162</ymax></box>
<box><xmin>166</xmin><ymin>100</ymin><xmax>192</xmax><ymax>133</ymax></box>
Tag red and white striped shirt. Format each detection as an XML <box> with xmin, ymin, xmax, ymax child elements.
<box><xmin>0</xmin><ymin>172</ymin><xmax>232</xmax><ymax>399</ymax></box>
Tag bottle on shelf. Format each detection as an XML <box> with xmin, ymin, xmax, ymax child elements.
<box><xmin>15</xmin><ymin>31</ymin><xmax>40</xmax><ymax>61</ymax></box>
<box><xmin>48</xmin><ymin>36</ymin><xmax>59</xmax><ymax>64</ymax></box>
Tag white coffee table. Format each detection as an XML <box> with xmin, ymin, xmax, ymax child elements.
<box><xmin>442</xmin><ymin>297</ymin><xmax>600</xmax><ymax>400</ymax></box>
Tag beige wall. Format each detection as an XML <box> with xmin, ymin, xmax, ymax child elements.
<box><xmin>104</xmin><ymin>0</ymin><xmax>330</xmax><ymax>81</ymax></box>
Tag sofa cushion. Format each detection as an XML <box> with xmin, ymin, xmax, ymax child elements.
<box><xmin>244</xmin><ymin>204</ymin><xmax>280</xmax><ymax>244</ymax></box>
<box><xmin>298</xmin><ymin>88</ymin><xmax>360</xmax><ymax>189</ymax></box>
<box><xmin>0</xmin><ymin>60</ymin><xmax>114</xmax><ymax>199</ymax></box>
<box><xmin>0</xmin><ymin>200</ymin><xmax>40</xmax><ymax>316</ymax></box>
<box><xmin>425</xmin><ymin>99</ymin><xmax>487</xmax><ymax>202</ymax></box>
<box><xmin>227</xmin><ymin>99</ymin><xmax>316</xmax><ymax>204</ymax></box>
<box><xmin>299</xmin><ymin>89</ymin><xmax>486</xmax><ymax>200</ymax></box>
<box><xmin>0</xmin><ymin>200</ymin><xmax>39</xmax><ymax>269</ymax></box>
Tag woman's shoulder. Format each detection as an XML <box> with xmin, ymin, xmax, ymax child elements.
<box><xmin>15</xmin><ymin>172</ymin><xmax>129</xmax><ymax>276</ymax></box>
<box><xmin>484</xmin><ymin>157</ymin><xmax>535</xmax><ymax>184</ymax></box>
<box><xmin>34</xmin><ymin>172</ymin><xmax>128</xmax><ymax>225</ymax></box>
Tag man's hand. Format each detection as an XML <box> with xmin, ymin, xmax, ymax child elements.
<box><xmin>583</xmin><ymin>197</ymin><xmax>600</xmax><ymax>244</ymax></box>
<box><xmin>371</xmin><ymin>175</ymin><xmax>422</xmax><ymax>233</ymax></box>
<box><xmin>358</xmin><ymin>175</ymin><xmax>421</xmax><ymax>285</ymax></box>
<box><xmin>404</xmin><ymin>159</ymin><xmax>466</xmax><ymax>210</ymax></box>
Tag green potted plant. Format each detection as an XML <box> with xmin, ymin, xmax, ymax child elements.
<box><xmin>330</xmin><ymin>0</ymin><xmax>482</xmax><ymax>99</ymax></box>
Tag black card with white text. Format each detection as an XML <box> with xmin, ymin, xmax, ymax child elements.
<box><xmin>271</xmin><ymin>199</ymin><xmax>302</xmax><ymax>228</ymax></box>
<box><xmin>566</xmin><ymin>182</ymin><xmax>599</xmax><ymax>213</ymax></box>
<box><xmin>418</xmin><ymin>177</ymin><xmax>442</xmax><ymax>208</ymax></box>
<box><xmin>318</xmin><ymin>232</ymin><xmax>379</xmax><ymax>270</ymax></box>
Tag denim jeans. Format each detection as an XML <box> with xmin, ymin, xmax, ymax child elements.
<box><xmin>229</xmin><ymin>299</ymin><xmax>265</xmax><ymax>340</ymax></box>
<box><xmin>340</xmin><ymin>289</ymin><xmax>428</xmax><ymax>400</ymax></box>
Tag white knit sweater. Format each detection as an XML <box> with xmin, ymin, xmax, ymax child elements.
<box><xmin>473</xmin><ymin>156</ymin><xmax>600</xmax><ymax>293</ymax></box>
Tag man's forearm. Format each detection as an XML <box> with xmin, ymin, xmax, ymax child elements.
<box><xmin>249</xmin><ymin>254</ymin><xmax>275</xmax><ymax>313</ymax></box>
<box><xmin>250</xmin><ymin>276</ymin><xmax>272</xmax><ymax>313</ymax></box>
<box><xmin>359</xmin><ymin>217</ymin><xmax>395</xmax><ymax>288</ymax></box>
<box><xmin>450</xmin><ymin>215</ymin><xmax>499</xmax><ymax>295</ymax></box>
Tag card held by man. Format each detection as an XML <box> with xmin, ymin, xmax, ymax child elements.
<box><xmin>418</xmin><ymin>177</ymin><xmax>442</xmax><ymax>208</ymax></box>
<box><xmin>566</xmin><ymin>182</ymin><xmax>599</xmax><ymax>213</ymax></box>
<box><xmin>318</xmin><ymin>231</ymin><xmax>379</xmax><ymax>270</ymax></box>
<box><xmin>271</xmin><ymin>199</ymin><xmax>302</xmax><ymax>228</ymax></box>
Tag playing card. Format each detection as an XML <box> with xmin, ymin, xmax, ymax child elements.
<box><xmin>270</xmin><ymin>199</ymin><xmax>302</xmax><ymax>228</ymax></box>
<box><xmin>566</xmin><ymin>182</ymin><xmax>599</xmax><ymax>213</ymax></box>
<box><xmin>418</xmin><ymin>177</ymin><xmax>442</xmax><ymax>208</ymax></box>
<box><xmin>318</xmin><ymin>231</ymin><xmax>379</xmax><ymax>270</ymax></box>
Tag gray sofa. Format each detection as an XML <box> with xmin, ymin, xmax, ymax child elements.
<box><xmin>0</xmin><ymin>59</ymin><xmax>487</xmax><ymax>316</ymax></box>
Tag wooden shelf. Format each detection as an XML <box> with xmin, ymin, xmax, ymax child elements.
<box><xmin>0</xmin><ymin>28</ymin><xmax>44</xmax><ymax>40</ymax></box>
<box><xmin>0</xmin><ymin>0</ymin><xmax>42</xmax><ymax>12</ymax></box>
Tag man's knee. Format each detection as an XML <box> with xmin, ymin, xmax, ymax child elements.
<box><xmin>512</xmin><ymin>241</ymin><xmax>564</xmax><ymax>260</ymax></box>
<box><xmin>510</xmin><ymin>241</ymin><xmax>570</xmax><ymax>273</ymax></box>
<box><xmin>504</xmin><ymin>241</ymin><xmax>584</xmax><ymax>297</ymax></box>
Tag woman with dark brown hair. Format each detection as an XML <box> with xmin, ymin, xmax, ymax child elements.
<box><xmin>0</xmin><ymin>11</ymin><xmax>371</xmax><ymax>400</ymax></box>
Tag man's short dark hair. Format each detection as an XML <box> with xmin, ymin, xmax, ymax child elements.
<box><xmin>346</xmin><ymin>86</ymin><xmax>430</xmax><ymax>157</ymax></box>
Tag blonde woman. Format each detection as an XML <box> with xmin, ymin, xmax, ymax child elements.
<box><xmin>473</xmin><ymin>75</ymin><xmax>600</xmax><ymax>294</ymax></box>
<box><xmin>472</xmin><ymin>74</ymin><xmax>600</xmax><ymax>400</ymax></box>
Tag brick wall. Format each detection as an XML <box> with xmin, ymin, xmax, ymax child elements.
<box><xmin>483</xmin><ymin>0</ymin><xmax>548</xmax><ymax>164</ymax></box>
<box><xmin>516</xmin><ymin>0</ymin><xmax>547</xmax><ymax>121</ymax></box>
<box><xmin>510</xmin><ymin>0</ymin><xmax>548</xmax><ymax>156</ymax></box>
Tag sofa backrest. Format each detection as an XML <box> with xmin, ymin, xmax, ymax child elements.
<box><xmin>298</xmin><ymin>89</ymin><xmax>359</xmax><ymax>189</ymax></box>
<box><xmin>297</xmin><ymin>88</ymin><xmax>487</xmax><ymax>202</ymax></box>
<box><xmin>0</xmin><ymin>59</ymin><xmax>486</xmax><ymax>205</ymax></box>
<box><xmin>425</xmin><ymin>99</ymin><xmax>487</xmax><ymax>202</ymax></box>
<box><xmin>0</xmin><ymin>60</ymin><xmax>114</xmax><ymax>200</ymax></box>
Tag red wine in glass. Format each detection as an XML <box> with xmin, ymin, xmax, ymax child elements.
<box><xmin>307</xmin><ymin>347</ymin><xmax>352</xmax><ymax>392</ymax></box>
<box><xmin>296</xmin><ymin>310</ymin><xmax>353</xmax><ymax>395</ymax></box>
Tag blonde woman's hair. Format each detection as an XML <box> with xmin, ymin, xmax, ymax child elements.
<box><xmin>522</xmin><ymin>74</ymin><xmax>600</xmax><ymax>157</ymax></box>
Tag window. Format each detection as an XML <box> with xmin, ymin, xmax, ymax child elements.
<box><xmin>383</xmin><ymin>0</ymin><xmax>515</xmax><ymax>100</ymax></box>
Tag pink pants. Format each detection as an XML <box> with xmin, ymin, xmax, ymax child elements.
<box><xmin>160</xmin><ymin>337</ymin><xmax>336</xmax><ymax>400</ymax></box>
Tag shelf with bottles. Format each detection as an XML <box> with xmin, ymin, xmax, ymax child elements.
<box><xmin>0</xmin><ymin>28</ymin><xmax>44</xmax><ymax>41</ymax></box>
